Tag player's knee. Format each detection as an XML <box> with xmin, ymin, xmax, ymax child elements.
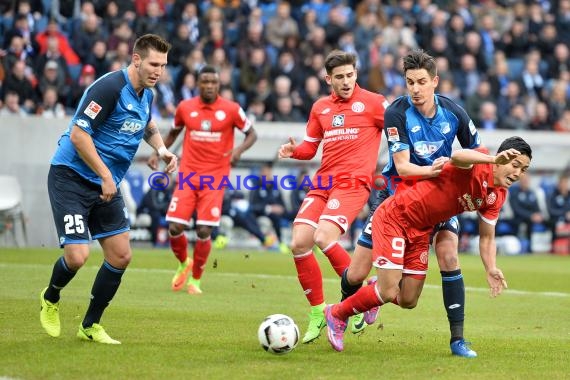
<box><xmin>378</xmin><ymin>283</ymin><xmax>399</xmax><ymax>304</ymax></box>
<box><xmin>436</xmin><ymin>250</ymin><xmax>459</xmax><ymax>271</ymax></box>
<box><xmin>346</xmin><ymin>267</ymin><xmax>367</xmax><ymax>285</ymax></box>
<box><xmin>289</xmin><ymin>238</ymin><xmax>312</xmax><ymax>255</ymax></box>
<box><xmin>398</xmin><ymin>296</ymin><xmax>419</xmax><ymax>309</ymax></box>
<box><xmin>195</xmin><ymin>225</ymin><xmax>213</xmax><ymax>240</ymax></box>
<box><xmin>63</xmin><ymin>244</ymin><xmax>90</xmax><ymax>269</ymax></box>
<box><xmin>168</xmin><ymin>223</ymin><xmax>185</xmax><ymax>236</ymax></box>
<box><xmin>109</xmin><ymin>250</ymin><xmax>132</xmax><ymax>268</ymax></box>
<box><xmin>313</xmin><ymin>229</ymin><xmax>335</xmax><ymax>249</ymax></box>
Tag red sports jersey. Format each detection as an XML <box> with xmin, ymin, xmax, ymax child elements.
<box><xmin>298</xmin><ymin>85</ymin><xmax>388</xmax><ymax>184</ymax></box>
<box><xmin>174</xmin><ymin>96</ymin><xmax>251</xmax><ymax>180</ymax></box>
<box><xmin>392</xmin><ymin>160</ymin><xmax>507</xmax><ymax>239</ymax></box>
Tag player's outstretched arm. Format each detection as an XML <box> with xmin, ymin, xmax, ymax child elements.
<box><xmin>450</xmin><ymin>149</ymin><xmax>496</xmax><ymax>169</ymax></box>
<box><xmin>478</xmin><ymin>219</ymin><xmax>508</xmax><ymax>297</ymax></box>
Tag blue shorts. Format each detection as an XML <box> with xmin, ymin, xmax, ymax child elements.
<box><xmin>357</xmin><ymin>188</ymin><xmax>460</xmax><ymax>249</ymax></box>
<box><xmin>48</xmin><ymin>165</ymin><xmax>130</xmax><ymax>247</ymax></box>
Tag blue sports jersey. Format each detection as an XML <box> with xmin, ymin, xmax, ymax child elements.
<box><xmin>51</xmin><ymin>69</ymin><xmax>153</xmax><ymax>185</ymax></box>
<box><xmin>382</xmin><ymin>94</ymin><xmax>481</xmax><ymax>193</ymax></box>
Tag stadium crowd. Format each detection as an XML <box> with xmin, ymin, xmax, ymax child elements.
<box><xmin>0</xmin><ymin>0</ymin><xmax>568</xmax><ymax>130</ymax></box>
<box><xmin>1</xmin><ymin>0</ymin><xmax>569</xmax><ymax>253</ymax></box>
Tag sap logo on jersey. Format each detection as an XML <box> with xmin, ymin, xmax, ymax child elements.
<box><xmin>120</xmin><ymin>119</ymin><xmax>145</xmax><ymax>134</ymax></box>
<box><xmin>413</xmin><ymin>140</ymin><xmax>444</xmax><ymax>157</ymax></box>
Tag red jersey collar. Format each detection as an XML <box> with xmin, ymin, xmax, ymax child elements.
<box><xmin>197</xmin><ymin>95</ymin><xmax>220</xmax><ymax>108</ymax></box>
<box><xmin>330</xmin><ymin>84</ymin><xmax>361</xmax><ymax>103</ymax></box>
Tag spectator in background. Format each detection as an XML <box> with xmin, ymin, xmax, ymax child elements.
<box><xmin>500</xmin><ymin>103</ymin><xmax>530</xmax><ymax>130</ymax></box>
<box><xmin>69</xmin><ymin>64</ymin><xmax>95</xmax><ymax>108</ymax></box>
<box><xmin>297</xmin><ymin>75</ymin><xmax>326</xmax><ymax>120</ymax></box>
<box><xmin>272</xmin><ymin>95</ymin><xmax>304</xmax><ymax>122</ymax></box>
<box><xmin>547</xmin><ymin>173</ymin><xmax>570</xmax><ymax>247</ymax></box>
<box><xmin>85</xmin><ymin>39</ymin><xmax>111</xmax><ymax>78</ymax></box>
<box><xmin>478</xmin><ymin>101</ymin><xmax>499</xmax><ymax>131</ymax></box>
<box><xmin>497</xmin><ymin>81</ymin><xmax>525</xmax><ymax>116</ymax></box>
<box><xmin>239</xmin><ymin>47</ymin><xmax>271</xmax><ymax>101</ymax></box>
<box><xmin>37</xmin><ymin>59</ymin><xmax>70</xmax><ymax>105</ymax></box>
<box><xmin>169</xmin><ymin>23</ymin><xmax>195</xmax><ymax>68</ymax></box>
<box><xmin>246</xmin><ymin>96</ymin><xmax>269</xmax><ymax>122</ymax></box>
<box><xmin>3</xmin><ymin>60</ymin><xmax>36</xmax><ymax>113</ymax></box>
<box><xmin>487</xmin><ymin>54</ymin><xmax>511</xmax><ymax>100</ymax></box>
<box><xmin>175</xmin><ymin>71</ymin><xmax>198</xmax><ymax>103</ymax></box>
<box><xmin>466</xmin><ymin>80</ymin><xmax>494</xmax><ymax>124</ymax></box>
<box><xmin>136</xmin><ymin>175</ymin><xmax>174</xmax><ymax>246</ymax></box>
<box><xmin>519</xmin><ymin>56</ymin><xmax>545</xmax><ymax>102</ymax></box>
<box><xmin>509</xmin><ymin>173</ymin><xmax>547</xmax><ymax>252</ymax></box>
<box><xmin>3</xmin><ymin>13</ymin><xmax>38</xmax><ymax>54</ymax></box>
<box><xmin>249</xmin><ymin>162</ymin><xmax>289</xmax><ymax>253</ymax></box>
<box><xmin>106</xmin><ymin>19</ymin><xmax>135</xmax><ymax>53</ymax></box>
<box><xmin>554</xmin><ymin>109</ymin><xmax>570</xmax><ymax>133</ymax></box>
<box><xmin>547</xmin><ymin>43</ymin><xmax>570</xmax><ymax>80</ymax></box>
<box><xmin>72</xmin><ymin>13</ymin><xmax>106</xmax><ymax>63</ymax></box>
<box><xmin>154</xmin><ymin>68</ymin><xmax>176</xmax><ymax>118</ymax></box>
<box><xmin>2</xmin><ymin>35</ymin><xmax>36</xmax><ymax>74</ymax></box>
<box><xmin>529</xmin><ymin>102</ymin><xmax>551</xmax><ymax>131</ymax></box>
<box><xmin>265</xmin><ymin>1</ymin><xmax>299</xmax><ymax>53</ymax></box>
<box><xmin>134</xmin><ymin>0</ymin><xmax>169</xmax><ymax>39</ymax></box>
<box><xmin>34</xmin><ymin>36</ymin><xmax>71</xmax><ymax>82</ymax></box>
<box><xmin>0</xmin><ymin>91</ymin><xmax>29</xmax><ymax>116</ymax></box>
<box><xmin>35</xmin><ymin>18</ymin><xmax>80</xmax><ymax>65</ymax></box>
<box><xmin>36</xmin><ymin>85</ymin><xmax>66</xmax><ymax>118</ymax></box>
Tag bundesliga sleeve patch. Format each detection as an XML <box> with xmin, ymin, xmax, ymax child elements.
<box><xmin>84</xmin><ymin>101</ymin><xmax>102</xmax><ymax>120</ymax></box>
<box><xmin>387</xmin><ymin>127</ymin><xmax>400</xmax><ymax>142</ymax></box>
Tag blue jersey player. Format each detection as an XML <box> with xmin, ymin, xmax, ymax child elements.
<box><xmin>340</xmin><ymin>49</ymin><xmax>482</xmax><ymax>358</ymax></box>
<box><xmin>39</xmin><ymin>34</ymin><xmax>177</xmax><ymax>344</ymax></box>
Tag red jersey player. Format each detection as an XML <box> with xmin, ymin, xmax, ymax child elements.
<box><xmin>278</xmin><ymin>50</ymin><xmax>389</xmax><ymax>343</ymax></box>
<box><xmin>324</xmin><ymin>137</ymin><xmax>532</xmax><ymax>352</ymax></box>
<box><xmin>148</xmin><ymin>65</ymin><xmax>257</xmax><ymax>294</ymax></box>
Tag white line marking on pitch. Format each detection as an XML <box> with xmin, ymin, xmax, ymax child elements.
<box><xmin>1</xmin><ymin>262</ymin><xmax>568</xmax><ymax>298</ymax></box>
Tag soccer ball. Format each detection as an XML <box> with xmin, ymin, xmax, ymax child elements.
<box><xmin>257</xmin><ymin>314</ymin><xmax>299</xmax><ymax>355</ymax></box>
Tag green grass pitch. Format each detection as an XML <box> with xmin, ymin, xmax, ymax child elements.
<box><xmin>1</xmin><ymin>247</ymin><xmax>569</xmax><ymax>379</ymax></box>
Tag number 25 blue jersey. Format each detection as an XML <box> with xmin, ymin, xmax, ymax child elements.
<box><xmin>51</xmin><ymin>69</ymin><xmax>153</xmax><ymax>186</ymax></box>
<box><xmin>382</xmin><ymin>94</ymin><xmax>481</xmax><ymax>193</ymax></box>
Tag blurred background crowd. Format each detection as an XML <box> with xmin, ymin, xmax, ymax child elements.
<box><xmin>0</xmin><ymin>0</ymin><xmax>568</xmax><ymax>130</ymax></box>
<box><xmin>0</xmin><ymin>0</ymin><xmax>569</xmax><ymax>253</ymax></box>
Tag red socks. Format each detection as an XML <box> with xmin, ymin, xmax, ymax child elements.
<box><xmin>294</xmin><ymin>251</ymin><xmax>324</xmax><ymax>306</ymax></box>
<box><xmin>333</xmin><ymin>284</ymin><xmax>384</xmax><ymax>320</ymax></box>
<box><xmin>192</xmin><ymin>237</ymin><xmax>212</xmax><ymax>280</ymax></box>
<box><xmin>322</xmin><ymin>242</ymin><xmax>351</xmax><ymax>277</ymax></box>
<box><xmin>169</xmin><ymin>232</ymin><xmax>188</xmax><ymax>263</ymax></box>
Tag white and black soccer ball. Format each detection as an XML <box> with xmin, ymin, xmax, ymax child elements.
<box><xmin>257</xmin><ymin>314</ymin><xmax>299</xmax><ymax>355</ymax></box>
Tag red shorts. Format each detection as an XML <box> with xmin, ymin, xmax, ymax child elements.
<box><xmin>371</xmin><ymin>198</ymin><xmax>429</xmax><ymax>279</ymax></box>
<box><xmin>293</xmin><ymin>183</ymin><xmax>369</xmax><ymax>233</ymax></box>
<box><xmin>166</xmin><ymin>187</ymin><xmax>224</xmax><ymax>227</ymax></box>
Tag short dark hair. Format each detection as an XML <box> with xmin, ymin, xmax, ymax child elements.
<box><xmin>198</xmin><ymin>65</ymin><xmax>219</xmax><ymax>78</ymax></box>
<box><xmin>497</xmin><ymin>136</ymin><xmax>532</xmax><ymax>160</ymax></box>
<box><xmin>403</xmin><ymin>49</ymin><xmax>437</xmax><ymax>78</ymax></box>
<box><xmin>133</xmin><ymin>34</ymin><xmax>171</xmax><ymax>59</ymax></box>
<box><xmin>324</xmin><ymin>50</ymin><xmax>357</xmax><ymax>75</ymax></box>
